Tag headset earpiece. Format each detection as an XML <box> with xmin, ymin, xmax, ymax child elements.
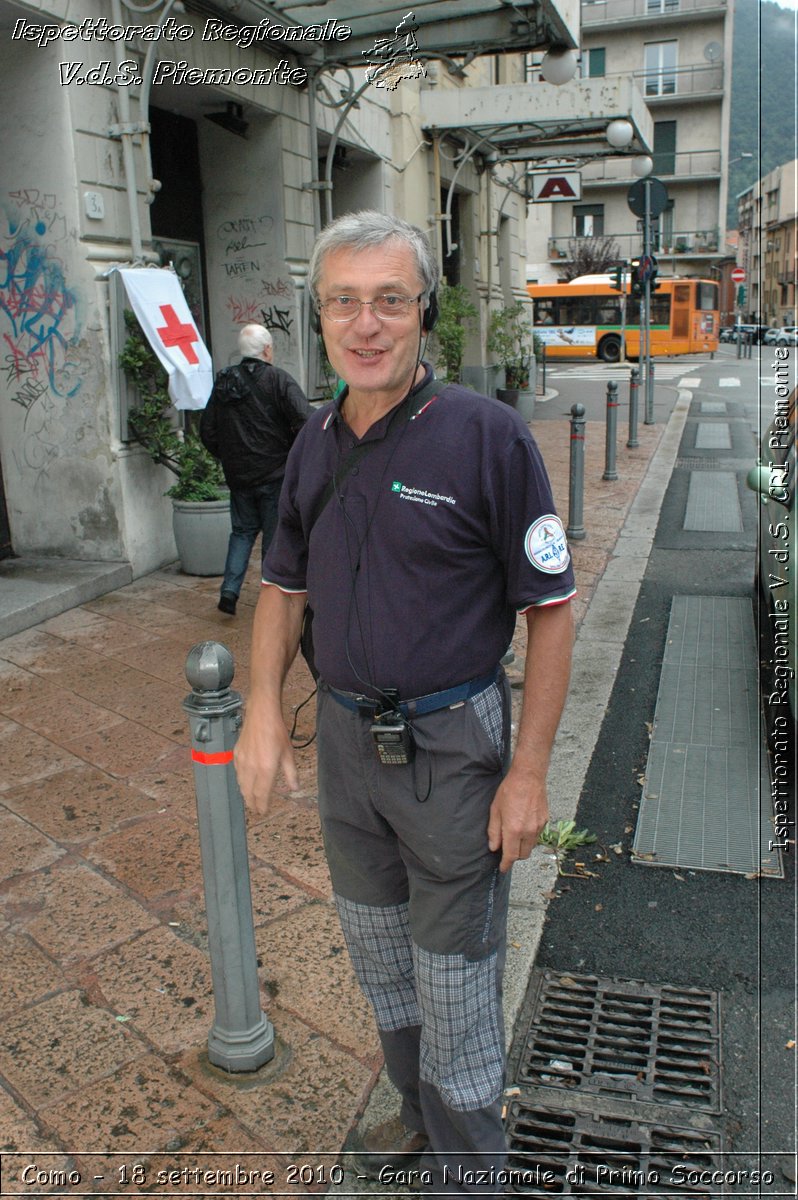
<box><xmin>422</xmin><ymin>289</ymin><xmax>439</xmax><ymax>333</ymax></box>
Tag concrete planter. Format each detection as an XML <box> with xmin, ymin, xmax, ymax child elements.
<box><xmin>496</xmin><ymin>386</ymin><xmax>520</xmax><ymax>408</ymax></box>
<box><xmin>172</xmin><ymin>497</ymin><xmax>231</xmax><ymax>576</ymax></box>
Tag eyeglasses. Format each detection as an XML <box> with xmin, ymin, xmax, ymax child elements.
<box><xmin>317</xmin><ymin>293</ymin><xmax>424</xmax><ymax>322</ymax></box>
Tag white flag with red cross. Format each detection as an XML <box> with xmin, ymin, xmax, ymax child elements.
<box><xmin>119</xmin><ymin>268</ymin><xmax>213</xmax><ymax>410</ymax></box>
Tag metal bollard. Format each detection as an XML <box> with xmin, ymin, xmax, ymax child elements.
<box><xmin>644</xmin><ymin>360</ymin><xmax>655</xmax><ymax>425</ymax></box>
<box><xmin>184</xmin><ymin>641</ymin><xmax>275</xmax><ymax>1072</ymax></box>
<box><xmin>567</xmin><ymin>403</ymin><xmax>586</xmax><ymax>541</ymax></box>
<box><xmin>627</xmin><ymin>367</ymin><xmax>640</xmax><ymax>449</ymax></box>
<box><xmin>603</xmin><ymin>379</ymin><xmax>619</xmax><ymax>481</ymax></box>
<box><xmin>540</xmin><ymin>342</ymin><xmax>546</xmax><ymax>395</ymax></box>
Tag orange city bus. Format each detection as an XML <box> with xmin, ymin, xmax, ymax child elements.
<box><xmin>526</xmin><ymin>275</ymin><xmax>720</xmax><ymax>363</ymax></box>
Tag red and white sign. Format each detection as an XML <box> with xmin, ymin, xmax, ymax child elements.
<box><xmin>119</xmin><ymin>268</ymin><xmax>213</xmax><ymax>410</ymax></box>
<box><xmin>731</xmin><ymin>267</ymin><xmax>746</xmax><ymax>284</ymax></box>
<box><xmin>530</xmin><ymin>171</ymin><xmax>582</xmax><ymax>202</ymax></box>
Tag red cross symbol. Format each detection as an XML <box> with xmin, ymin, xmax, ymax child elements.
<box><xmin>156</xmin><ymin>305</ymin><xmax>200</xmax><ymax>364</ymax></box>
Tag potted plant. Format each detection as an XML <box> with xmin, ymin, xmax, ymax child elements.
<box><xmin>119</xmin><ymin>312</ymin><xmax>229</xmax><ymax>575</ymax></box>
<box><xmin>430</xmin><ymin>282</ymin><xmax>478</xmax><ymax>384</ymax></box>
<box><xmin>487</xmin><ymin>301</ymin><xmax>536</xmax><ymax>410</ymax></box>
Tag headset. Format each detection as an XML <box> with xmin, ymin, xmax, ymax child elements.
<box><xmin>310</xmin><ymin>289</ymin><xmax>439</xmax><ymax>335</ymax></box>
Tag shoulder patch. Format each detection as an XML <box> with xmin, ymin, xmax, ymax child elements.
<box><xmin>524</xmin><ymin>515</ymin><xmax>570</xmax><ymax>573</ymax></box>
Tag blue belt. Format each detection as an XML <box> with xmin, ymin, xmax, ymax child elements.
<box><xmin>324</xmin><ymin>669</ymin><xmax>499</xmax><ymax>719</ymax></box>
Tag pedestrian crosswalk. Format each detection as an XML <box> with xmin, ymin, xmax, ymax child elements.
<box><xmin>546</xmin><ymin>361</ymin><xmax>712</xmax><ymax>382</ymax></box>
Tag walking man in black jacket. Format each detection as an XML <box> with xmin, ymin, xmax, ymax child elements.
<box><xmin>200</xmin><ymin>324</ymin><xmax>310</xmax><ymax>615</ymax></box>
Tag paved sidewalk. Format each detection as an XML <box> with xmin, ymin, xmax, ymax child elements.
<box><xmin>0</xmin><ymin>409</ymin><xmax>668</xmax><ymax>1195</ymax></box>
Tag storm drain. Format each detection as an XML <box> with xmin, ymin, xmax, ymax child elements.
<box><xmin>504</xmin><ymin>972</ymin><xmax>726</xmax><ymax>1195</ymax></box>
<box><xmin>510</xmin><ymin>971</ymin><xmax>721</xmax><ymax>1112</ymax></box>
<box><xmin>694</xmin><ymin>423</ymin><xmax>732</xmax><ymax>450</ymax></box>
<box><xmin>505</xmin><ymin>1102</ymin><xmax>723</xmax><ymax>1195</ymax></box>
<box><xmin>632</xmin><ymin>595</ymin><xmax>782</xmax><ymax>877</ymax></box>
<box><xmin>683</xmin><ymin>472</ymin><xmax>743</xmax><ymax>532</ymax></box>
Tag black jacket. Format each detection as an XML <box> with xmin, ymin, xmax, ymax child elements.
<box><xmin>200</xmin><ymin>357</ymin><xmax>310</xmax><ymax>490</ymax></box>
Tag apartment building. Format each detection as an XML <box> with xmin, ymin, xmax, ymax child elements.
<box><xmin>737</xmin><ymin>159</ymin><xmax>798</xmax><ymax>327</ymax></box>
<box><xmin>5</xmin><ymin>0</ymin><xmax>621</xmax><ymax>571</ymax></box>
<box><xmin>527</xmin><ymin>0</ymin><xmax>732</xmax><ymax>282</ymax></box>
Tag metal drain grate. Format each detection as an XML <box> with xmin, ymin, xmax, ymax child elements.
<box><xmin>675</xmin><ymin>458</ymin><xmax>750</xmax><ymax>471</ymax></box>
<box><xmin>511</xmin><ymin>972</ymin><xmax>721</xmax><ymax>1112</ymax></box>
<box><xmin>505</xmin><ymin>1101</ymin><xmax>723</xmax><ymax>1195</ymax></box>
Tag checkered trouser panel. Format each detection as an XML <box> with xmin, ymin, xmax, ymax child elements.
<box><xmin>414</xmin><ymin>945</ymin><xmax>504</xmax><ymax>1112</ymax></box>
<box><xmin>334</xmin><ymin>895</ymin><xmax>504</xmax><ymax>1112</ymax></box>
<box><xmin>334</xmin><ymin>895</ymin><xmax>421</xmax><ymax>1031</ymax></box>
<box><xmin>471</xmin><ymin>682</ymin><xmax>504</xmax><ymax>761</ymax></box>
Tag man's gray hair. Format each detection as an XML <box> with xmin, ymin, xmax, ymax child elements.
<box><xmin>238</xmin><ymin>323</ymin><xmax>273</xmax><ymax>358</ymax></box>
<box><xmin>308</xmin><ymin>210</ymin><xmax>440</xmax><ymax>304</ymax></box>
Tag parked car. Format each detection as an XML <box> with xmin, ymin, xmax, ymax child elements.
<box><xmin>735</xmin><ymin>324</ymin><xmax>771</xmax><ymax>344</ymax></box>
<box><xmin>764</xmin><ymin>327</ymin><xmax>781</xmax><ymax>345</ymax></box>
<box><xmin>776</xmin><ymin>326</ymin><xmax>798</xmax><ymax>347</ymax></box>
<box><xmin>746</xmin><ymin>385</ymin><xmax>796</xmax><ymax>721</ymax></box>
<box><xmin>719</xmin><ymin>326</ymin><xmax>736</xmax><ymax>343</ymax></box>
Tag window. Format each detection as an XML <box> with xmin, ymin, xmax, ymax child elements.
<box><xmin>652</xmin><ymin>121</ymin><xmax>676</xmax><ymax>175</ymax></box>
<box><xmin>572</xmin><ymin>204</ymin><xmax>604</xmax><ymax>237</ymax></box>
<box><xmin>647</xmin><ymin>0</ymin><xmax>679</xmax><ymax>10</ymax></box>
<box><xmin>644</xmin><ymin>41</ymin><xmax>677</xmax><ymax>96</ymax></box>
<box><xmin>582</xmin><ymin>47</ymin><xmax>606</xmax><ymax>77</ymax></box>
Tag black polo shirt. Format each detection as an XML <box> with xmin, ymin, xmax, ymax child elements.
<box><xmin>263</xmin><ymin>369</ymin><xmax>575</xmax><ymax>699</ymax></box>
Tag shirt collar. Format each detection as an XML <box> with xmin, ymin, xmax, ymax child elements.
<box><xmin>324</xmin><ymin>363</ymin><xmax>434</xmax><ymax>433</ymax></box>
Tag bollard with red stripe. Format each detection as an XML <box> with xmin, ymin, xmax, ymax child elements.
<box><xmin>184</xmin><ymin>641</ymin><xmax>274</xmax><ymax>1072</ymax></box>
<box><xmin>603</xmin><ymin>379</ymin><xmax>619</xmax><ymax>482</ymax></box>
<box><xmin>567</xmin><ymin>403</ymin><xmax>586</xmax><ymax>541</ymax></box>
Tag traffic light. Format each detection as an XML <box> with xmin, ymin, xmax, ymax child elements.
<box><xmin>610</xmin><ymin>264</ymin><xmax>625</xmax><ymax>292</ymax></box>
<box><xmin>630</xmin><ymin>259</ymin><xmax>643</xmax><ymax>298</ymax></box>
<box><xmin>650</xmin><ymin>257</ymin><xmax>660</xmax><ymax>292</ymax></box>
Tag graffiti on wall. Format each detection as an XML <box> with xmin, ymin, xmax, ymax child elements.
<box><xmin>0</xmin><ymin>190</ymin><xmax>86</xmax><ymax>475</ymax></box>
<box><xmin>1</xmin><ymin>190</ymin><xmax>83</xmax><ymax>402</ymax></box>
<box><xmin>217</xmin><ymin>211</ymin><xmax>296</xmax><ymax>343</ymax></box>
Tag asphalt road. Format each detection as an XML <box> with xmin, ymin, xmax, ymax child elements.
<box><xmin>520</xmin><ymin>349</ymin><xmax>796</xmax><ymax>1189</ymax></box>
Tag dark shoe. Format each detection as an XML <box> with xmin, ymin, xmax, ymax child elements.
<box><xmin>217</xmin><ymin>592</ymin><xmax>237</xmax><ymax>615</ymax></box>
<box><xmin>351</xmin><ymin>1115</ymin><xmax>428</xmax><ymax>1180</ymax></box>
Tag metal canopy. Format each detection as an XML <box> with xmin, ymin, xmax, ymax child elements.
<box><xmin>420</xmin><ymin>77</ymin><xmax>654</xmax><ymax>164</ymax></box>
<box><xmin>205</xmin><ymin>0</ymin><xmax>579</xmax><ymax>65</ymax></box>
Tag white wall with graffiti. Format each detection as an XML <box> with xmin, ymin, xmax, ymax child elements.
<box><xmin>0</xmin><ymin>2</ymin><xmax>533</xmax><ymax>574</ymax></box>
<box><xmin>0</xmin><ymin>38</ymin><xmax>134</xmax><ymax>565</ymax></box>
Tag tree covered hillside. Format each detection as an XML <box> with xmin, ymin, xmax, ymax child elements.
<box><xmin>727</xmin><ymin>0</ymin><xmax>797</xmax><ymax>227</ymax></box>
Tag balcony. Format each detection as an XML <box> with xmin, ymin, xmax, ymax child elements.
<box><xmin>548</xmin><ymin>228</ymin><xmax>721</xmax><ymax>260</ymax></box>
<box><xmin>632</xmin><ymin>62</ymin><xmax>724</xmax><ymax>101</ymax></box>
<box><xmin>581</xmin><ymin>148</ymin><xmax>721</xmax><ymax>185</ymax></box>
<box><xmin>583</xmin><ymin>0</ymin><xmax>726</xmax><ymax>29</ymax></box>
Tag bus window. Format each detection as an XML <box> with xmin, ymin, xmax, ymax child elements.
<box><xmin>651</xmin><ymin>293</ymin><xmax>672</xmax><ymax>326</ymax></box>
<box><xmin>558</xmin><ymin>297</ymin><xmax>596</xmax><ymax>325</ymax></box>
<box><xmin>697</xmin><ymin>282</ymin><xmax>718</xmax><ymax>311</ymax></box>
<box><xmin>536</xmin><ymin>305</ymin><xmax>556</xmax><ymax>325</ymax></box>
<box><xmin>597</xmin><ymin>298</ymin><xmax>623</xmax><ymax>325</ymax></box>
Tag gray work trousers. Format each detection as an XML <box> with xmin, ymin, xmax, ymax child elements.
<box><xmin>316</xmin><ymin>677</ymin><xmax>513</xmax><ymax>1194</ymax></box>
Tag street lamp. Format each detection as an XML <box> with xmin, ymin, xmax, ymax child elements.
<box><xmin>632</xmin><ymin>155</ymin><xmax>654</xmax><ymax>177</ymax></box>
<box><xmin>606</xmin><ymin>119</ymin><xmax>634</xmax><ymax>149</ymax></box>
<box><xmin>540</xmin><ymin>48</ymin><xmax>579</xmax><ymax>84</ymax></box>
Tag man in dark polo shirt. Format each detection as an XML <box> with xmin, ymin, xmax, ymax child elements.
<box><xmin>234</xmin><ymin>211</ymin><xmax>575</xmax><ymax>1194</ymax></box>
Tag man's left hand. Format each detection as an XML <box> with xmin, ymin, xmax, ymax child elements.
<box><xmin>487</xmin><ymin>770</ymin><xmax>549</xmax><ymax>873</ymax></box>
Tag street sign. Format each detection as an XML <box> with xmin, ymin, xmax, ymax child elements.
<box><xmin>731</xmin><ymin>267</ymin><xmax>746</xmax><ymax>284</ymax></box>
<box><xmin>737</xmin><ymin>285</ymin><xmax>747</xmax><ymax>307</ymax></box>
<box><xmin>530</xmin><ymin>171</ymin><xmax>582</xmax><ymax>202</ymax></box>
<box><xmin>627</xmin><ymin>178</ymin><xmax>669</xmax><ymax>219</ymax></box>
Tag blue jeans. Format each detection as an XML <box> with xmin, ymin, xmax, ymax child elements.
<box><xmin>221</xmin><ymin>479</ymin><xmax>282</xmax><ymax>597</ymax></box>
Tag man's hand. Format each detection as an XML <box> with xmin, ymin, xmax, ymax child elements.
<box><xmin>233</xmin><ymin>584</ymin><xmax>305</xmax><ymax>817</ymax></box>
<box><xmin>487</xmin><ymin>770</ymin><xmax>549</xmax><ymax>873</ymax></box>
<box><xmin>487</xmin><ymin>602</ymin><xmax>573</xmax><ymax>872</ymax></box>
<box><xmin>234</xmin><ymin>706</ymin><xmax>298</xmax><ymax>817</ymax></box>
